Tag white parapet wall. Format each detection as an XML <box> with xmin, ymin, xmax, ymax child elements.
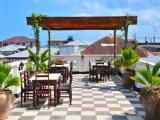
<box><xmin>135</xmin><ymin>55</ymin><xmax>160</xmax><ymax>88</ymax></box>
<box><xmin>53</xmin><ymin>54</ymin><xmax>119</xmax><ymax>72</ymax></box>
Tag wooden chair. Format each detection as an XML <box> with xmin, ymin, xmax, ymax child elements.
<box><xmin>20</xmin><ymin>71</ymin><xmax>33</xmax><ymax>106</ymax></box>
<box><xmin>93</xmin><ymin>64</ymin><xmax>107</xmax><ymax>82</ymax></box>
<box><xmin>89</xmin><ymin>60</ymin><xmax>94</xmax><ymax>81</ymax></box>
<box><xmin>107</xmin><ymin>61</ymin><xmax>112</xmax><ymax>80</ymax></box>
<box><xmin>57</xmin><ymin>72</ymin><xmax>72</xmax><ymax>105</ymax></box>
<box><xmin>33</xmin><ymin>73</ymin><xmax>52</xmax><ymax>108</ymax></box>
<box><xmin>47</xmin><ymin>66</ymin><xmax>67</xmax><ymax>83</ymax></box>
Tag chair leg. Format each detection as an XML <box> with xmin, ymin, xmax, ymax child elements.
<box><xmin>24</xmin><ymin>91</ymin><xmax>26</xmax><ymax>102</ymax></box>
<box><xmin>48</xmin><ymin>94</ymin><xmax>50</xmax><ymax>109</ymax></box>
<box><xmin>69</xmin><ymin>90</ymin><xmax>72</xmax><ymax>105</ymax></box>
<box><xmin>57</xmin><ymin>91</ymin><xmax>60</xmax><ymax>104</ymax></box>
<box><xmin>21</xmin><ymin>92</ymin><xmax>23</xmax><ymax>106</ymax></box>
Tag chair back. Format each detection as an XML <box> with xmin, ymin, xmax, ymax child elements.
<box><xmin>20</xmin><ymin>71</ymin><xmax>30</xmax><ymax>89</ymax></box>
<box><xmin>35</xmin><ymin>73</ymin><xmax>49</xmax><ymax>89</ymax></box>
<box><xmin>95</xmin><ymin>59</ymin><xmax>103</xmax><ymax>62</ymax></box>
<box><xmin>94</xmin><ymin>65</ymin><xmax>106</xmax><ymax>75</ymax></box>
<box><xmin>70</xmin><ymin>61</ymin><xmax>73</xmax><ymax>72</ymax></box>
<box><xmin>96</xmin><ymin>62</ymin><xmax>104</xmax><ymax>65</ymax></box>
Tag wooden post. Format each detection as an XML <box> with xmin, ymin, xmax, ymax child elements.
<box><xmin>114</xmin><ymin>30</ymin><xmax>116</xmax><ymax>59</ymax></box>
<box><xmin>47</xmin><ymin>30</ymin><xmax>51</xmax><ymax>66</ymax></box>
<box><xmin>124</xmin><ymin>25</ymin><xmax>128</xmax><ymax>48</ymax></box>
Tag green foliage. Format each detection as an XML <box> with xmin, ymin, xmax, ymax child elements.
<box><xmin>113</xmin><ymin>48</ymin><xmax>140</xmax><ymax>70</ymax></box>
<box><xmin>30</xmin><ymin>12</ymin><xmax>47</xmax><ymax>55</ymax></box>
<box><xmin>27</xmin><ymin>48</ymin><xmax>50</xmax><ymax>72</ymax></box>
<box><xmin>25</xmin><ymin>61</ymin><xmax>33</xmax><ymax>70</ymax></box>
<box><xmin>0</xmin><ymin>63</ymin><xmax>21</xmax><ymax>91</ymax></box>
<box><xmin>113</xmin><ymin>57</ymin><xmax>122</xmax><ymax>67</ymax></box>
<box><xmin>121</xmin><ymin>13</ymin><xmax>132</xmax><ymax>48</ymax></box>
<box><xmin>131</xmin><ymin>63</ymin><xmax>160</xmax><ymax>90</ymax></box>
<box><xmin>121</xmin><ymin>48</ymin><xmax>140</xmax><ymax>69</ymax></box>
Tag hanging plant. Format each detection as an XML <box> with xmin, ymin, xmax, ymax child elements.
<box><xmin>121</xmin><ymin>13</ymin><xmax>132</xmax><ymax>48</ymax></box>
<box><xmin>30</xmin><ymin>12</ymin><xmax>47</xmax><ymax>55</ymax></box>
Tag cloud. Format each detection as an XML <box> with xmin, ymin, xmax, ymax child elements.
<box><xmin>73</xmin><ymin>13</ymin><xmax>92</xmax><ymax>16</ymax></box>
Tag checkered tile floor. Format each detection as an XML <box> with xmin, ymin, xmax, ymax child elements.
<box><xmin>8</xmin><ymin>75</ymin><xmax>145</xmax><ymax>120</ymax></box>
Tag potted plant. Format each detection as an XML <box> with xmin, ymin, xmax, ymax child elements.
<box><xmin>131</xmin><ymin>63</ymin><xmax>160</xmax><ymax>120</ymax></box>
<box><xmin>0</xmin><ymin>62</ymin><xmax>21</xmax><ymax>120</ymax></box>
<box><xmin>114</xmin><ymin>47</ymin><xmax>140</xmax><ymax>89</ymax></box>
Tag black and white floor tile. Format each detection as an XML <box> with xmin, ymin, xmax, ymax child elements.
<box><xmin>8</xmin><ymin>75</ymin><xmax>145</xmax><ymax>120</ymax></box>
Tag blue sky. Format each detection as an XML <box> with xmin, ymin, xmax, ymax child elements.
<box><xmin>0</xmin><ymin>0</ymin><xmax>160</xmax><ymax>45</ymax></box>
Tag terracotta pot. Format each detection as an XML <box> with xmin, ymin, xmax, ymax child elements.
<box><xmin>141</xmin><ymin>90</ymin><xmax>160</xmax><ymax>120</ymax></box>
<box><xmin>122</xmin><ymin>69</ymin><xmax>135</xmax><ymax>89</ymax></box>
<box><xmin>0</xmin><ymin>91</ymin><xmax>12</xmax><ymax>120</ymax></box>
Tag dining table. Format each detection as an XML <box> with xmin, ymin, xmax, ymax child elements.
<box><xmin>30</xmin><ymin>73</ymin><xmax>61</xmax><ymax>107</ymax></box>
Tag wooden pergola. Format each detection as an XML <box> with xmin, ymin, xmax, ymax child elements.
<box><xmin>27</xmin><ymin>16</ymin><xmax>137</xmax><ymax>59</ymax></box>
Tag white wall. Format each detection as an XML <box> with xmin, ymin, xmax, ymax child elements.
<box><xmin>8</xmin><ymin>60</ymin><xmax>27</xmax><ymax>94</ymax></box>
<box><xmin>54</xmin><ymin>55</ymin><xmax>117</xmax><ymax>72</ymax></box>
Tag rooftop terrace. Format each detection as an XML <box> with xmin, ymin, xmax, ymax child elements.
<box><xmin>9</xmin><ymin>74</ymin><xmax>144</xmax><ymax>120</ymax></box>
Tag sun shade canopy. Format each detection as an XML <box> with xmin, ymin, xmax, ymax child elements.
<box><xmin>27</xmin><ymin>16</ymin><xmax>137</xmax><ymax>30</ymax></box>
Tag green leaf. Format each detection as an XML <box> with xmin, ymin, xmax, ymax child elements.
<box><xmin>152</xmin><ymin>76</ymin><xmax>160</xmax><ymax>88</ymax></box>
<box><xmin>152</xmin><ymin>63</ymin><xmax>160</xmax><ymax>76</ymax></box>
<box><xmin>2</xmin><ymin>75</ymin><xmax>21</xmax><ymax>90</ymax></box>
<box><xmin>130</xmin><ymin>76</ymin><xmax>148</xmax><ymax>85</ymax></box>
<box><xmin>136</xmin><ymin>69</ymin><xmax>151</xmax><ymax>84</ymax></box>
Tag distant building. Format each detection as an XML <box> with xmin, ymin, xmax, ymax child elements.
<box><xmin>139</xmin><ymin>40</ymin><xmax>160</xmax><ymax>56</ymax></box>
<box><xmin>50</xmin><ymin>36</ymin><xmax>74</xmax><ymax>48</ymax></box>
<box><xmin>0</xmin><ymin>36</ymin><xmax>35</xmax><ymax>47</ymax></box>
<box><xmin>5</xmin><ymin>47</ymin><xmax>59</xmax><ymax>60</ymax></box>
<box><xmin>81</xmin><ymin>35</ymin><xmax>149</xmax><ymax>57</ymax></box>
<box><xmin>59</xmin><ymin>40</ymin><xmax>90</xmax><ymax>55</ymax></box>
<box><xmin>0</xmin><ymin>44</ymin><xmax>27</xmax><ymax>56</ymax></box>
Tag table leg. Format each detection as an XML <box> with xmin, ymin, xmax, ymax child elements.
<box><xmin>54</xmin><ymin>82</ymin><xmax>57</xmax><ymax>107</ymax></box>
<box><xmin>33</xmin><ymin>85</ymin><xmax>35</xmax><ymax>107</ymax></box>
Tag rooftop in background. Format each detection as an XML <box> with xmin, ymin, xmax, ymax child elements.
<box><xmin>65</xmin><ymin>40</ymin><xmax>90</xmax><ymax>46</ymax></box>
<box><xmin>0</xmin><ymin>44</ymin><xmax>26</xmax><ymax>52</ymax></box>
<box><xmin>6</xmin><ymin>47</ymin><xmax>59</xmax><ymax>59</ymax></box>
<box><xmin>50</xmin><ymin>39</ymin><xmax>66</xmax><ymax>42</ymax></box>
<box><xmin>81</xmin><ymin>34</ymin><xmax>149</xmax><ymax>57</ymax></box>
<box><xmin>139</xmin><ymin>55</ymin><xmax>160</xmax><ymax>65</ymax></box>
<box><xmin>0</xmin><ymin>54</ymin><xmax>5</xmax><ymax>58</ymax></box>
<box><xmin>0</xmin><ymin>36</ymin><xmax>35</xmax><ymax>47</ymax></box>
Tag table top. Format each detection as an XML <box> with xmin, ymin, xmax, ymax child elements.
<box><xmin>91</xmin><ymin>63</ymin><xmax>108</xmax><ymax>66</ymax></box>
<box><xmin>30</xmin><ymin>73</ymin><xmax>61</xmax><ymax>81</ymax></box>
<box><xmin>51</xmin><ymin>63</ymin><xmax>70</xmax><ymax>68</ymax></box>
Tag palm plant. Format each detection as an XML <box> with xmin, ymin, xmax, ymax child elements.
<box><xmin>0</xmin><ymin>62</ymin><xmax>21</xmax><ymax>120</ymax></box>
<box><xmin>0</xmin><ymin>62</ymin><xmax>20</xmax><ymax>91</ymax></box>
<box><xmin>116</xmin><ymin>47</ymin><xmax>140</xmax><ymax>70</ymax></box>
<box><xmin>113</xmin><ymin>48</ymin><xmax>140</xmax><ymax>89</ymax></box>
<box><xmin>131</xmin><ymin>63</ymin><xmax>160</xmax><ymax>90</ymax></box>
<box><xmin>27</xmin><ymin>48</ymin><xmax>50</xmax><ymax>72</ymax></box>
<box><xmin>131</xmin><ymin>63</ymin><xmax>160</xmax><ymax>120</ymax></box>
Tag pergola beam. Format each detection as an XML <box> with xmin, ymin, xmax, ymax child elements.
<box><xmin>27</xmin><ymin>16</ymin><xmax>137</xmax><ymax>30</ymax></box>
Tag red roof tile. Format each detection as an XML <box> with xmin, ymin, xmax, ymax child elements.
<box><xmin>0</xmin><ymin>36</ymin><xmax>34</xmax><ymax>43</ymax></box>
<box><xmin>81</xmin><ymin>35</ymin><xmax>149</xmax><ymax>57</ymax></box>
